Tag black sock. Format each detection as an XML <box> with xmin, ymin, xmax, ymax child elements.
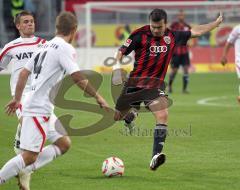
<box><xmin>168</xmin><ymin>72</ymin><xmax>176</xmax><ymax>90</ymax></box>
<box><xmin>183</xmin><ymin>74</ymin><xmax>189</xmax><ymax>91</ymax></box>
<box><xmin>124</xmin><ymin>110</ymin><xmax>137</xmax><ymax>124</ymax></box>
<box><xmin>152</xmin><ymin>124</ymin><xmax>167</xmax><ymax>157</ymax></box>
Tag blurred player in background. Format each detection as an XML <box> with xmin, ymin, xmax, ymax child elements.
<box><xmin>0</xmin><ymin>10</ymin><xmax>46</xmax><ymax>189</ymax></box>
<box><xmin>0</xmin><ymin>11</ymin><xmax>109</xmax><ymax>189</ymax></box>
<box><xmin>168</xmin><ymin>10</ymin><xmax>191</xmax><ymax>93</ymax></box>
<box><xmin>117</xmin><ymin>24</ymin><xmax>131</xmax><ymax>46</ymax></box>
<box><xmin>221</xmin><ymin>25</ymin><xmax>240</xmax><ymax>102</ymax></box>
<box><xmin>113</xmin><ymin>9</ymin><xmax>223</xmax><ymax>171</ymax></box>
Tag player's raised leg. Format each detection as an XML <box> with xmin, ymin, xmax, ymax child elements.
<box><xmin>114</xmin><ymin>86</ymin><xmax>141</xmax><ymax>133</ymax></box>
<box><xmin>123</xmin><ymin>108</ymin><xmax>138</xmax><ymax>133</ymax></box>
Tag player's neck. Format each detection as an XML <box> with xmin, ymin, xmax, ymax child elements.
<box><xmin>20</xmin><ymin>34</ymin><xmax>34</xmax><ymax>38</ymax></box>
<box><xmin>56</xmin><ymin>34</ymin><xmax>71</xmax><ymax>43</ymax></box>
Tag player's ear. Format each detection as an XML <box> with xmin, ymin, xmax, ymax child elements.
<box><xmin>70</xmin><ymin>30</ymin><xmax>76</xmax><ymax>43</ymax></box>
<box><xmin>73</xmin><ymin>26</ymin><xmax>77</xmax><ymax>36</ymax></box>
<box><xmin>73</xmin><ymin>27</ymin><xmax>77</xmax><ymax>37</ymax></box>
<box><xmin>15</xmin><ymin>23</ymin><xmax>21</xmax><ymax>31</ymax></box>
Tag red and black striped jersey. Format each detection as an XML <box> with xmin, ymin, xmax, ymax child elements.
<box><xmin>119</xmin><ymin>25</ymin><xmax>191</xmax><ymax>88</ymax></box>
<box><xmin>170</xmin><ymin>21</ymin><xmax>191</xmax><ymax>55</ymax></box>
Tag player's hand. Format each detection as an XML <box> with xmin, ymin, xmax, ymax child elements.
<box><xmin>216</xmin><ymin>12</ymin><xmax>223</xmax><ymax>26</ymax></box>
<box><xmin>96</xmin><ymin>95</ymin><xmax>111</xmax><ymax>112</ymax></box>
<box><xmin>221</xmin><ymin>56</ymin><xmax>227</xmax><ymax>66</ymax></box>
<box><xmin>5</xmin><ymin>99</ymin><xmax>20</xmax><ymax>116</ymax></box>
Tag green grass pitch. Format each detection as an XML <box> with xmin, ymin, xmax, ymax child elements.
<box><xmin>0</xmin><ymin>73</ymin><xmax>240</xmax><ymax>190</ymax></box>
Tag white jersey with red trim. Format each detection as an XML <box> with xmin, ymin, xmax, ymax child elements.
<box><xmin>227</xmin><ymin>25</ymin><xmax>240</xmax><ymax>63</ymax></box>
<box><xmin>227</xmin><ymin>25</ymin><xmax>240</xmax><ymax>78</ymax></box>
<box><xmin>0</xmin><ymin>36</ymin><xmax>46</xmax><ymax>96</ymax></box>
<box><xmin>23</xmin><ymin>36</ymin><xmax>80</xmax><ymax>116</ymax></box>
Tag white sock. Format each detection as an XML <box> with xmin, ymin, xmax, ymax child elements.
<box><xmin>0</xmin><ymin>154</ymin><xmax>25</xmax><ymax>184</ymax></box>
<box><xmin>14</xmin><ymin>123</ymin><xmax>22</xmax><ymax>155</ymax></box>
<box><xmin>22</xmin><ymin>145</ymin><xmax>61</xmax><ymax>173</ymax></box>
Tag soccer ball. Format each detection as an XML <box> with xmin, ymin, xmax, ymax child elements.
<box><xmin>102</xmin><ymin>156</ymin><xmax>124</xmax><ymax>177</ymax></box>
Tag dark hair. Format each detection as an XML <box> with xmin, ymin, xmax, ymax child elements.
<box><xmin>56</xmin><ymin>11</ymin><xmax>78</xmax><ymax>36</ymax></box>
<box><xmin>14</xmin><ymin>10</ymin><xmax>34</xmax><ymax>25</ymax></box>
<box><xmin>149</xmin><ymin>9</ymin><xmax>167</xmax><ymax>23</ymax></box>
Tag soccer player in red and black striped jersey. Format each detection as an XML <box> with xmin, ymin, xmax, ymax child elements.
<box><xmin>113</xmin><ymin>9</ymin><xmax>223</xmax><ymax>171</ymax></box>
<box><xmin>168</xmin><ymin>10</ymin><xmax>191</xmax><ymax>93</ymax></box>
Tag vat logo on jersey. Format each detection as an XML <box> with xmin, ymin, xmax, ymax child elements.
<box><xmin>149</xmin><ymin>46</ymin><xmax>167</xmax><ymax>54</ymax></box>
<box><xmin>16</xmin><ymin>52</ymin><xmax>34</xmax><ymax>60</ymax></box>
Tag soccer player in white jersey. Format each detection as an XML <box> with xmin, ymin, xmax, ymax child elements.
<box><xmin>0</xmin><ymin>11</ymin><xmax>46</xmax><ymax>189</ymax></box>
<box><xmin>221</xmin><ymin>25</ymin><xmax>240</xmax><ymax>103</ymax></box>
<box><xmin>0</xmin><ymin>11</ymin><xmax>46</xmax><ymax>152</ymax></box>
<box><xmin>0</xmin><ymin>11</ymin><xmax>109</xmax><ymax>189</ymax></box>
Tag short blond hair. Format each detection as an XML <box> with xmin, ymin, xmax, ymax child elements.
<box><xmin>14</xmin><ymin>10</ymin><xmax>34</xmax><ymax>25</ymax></box>
<box><xmin>56</xmin><ymin>11</ymin><xmax>78</xmax><ymax>36</ymax></box>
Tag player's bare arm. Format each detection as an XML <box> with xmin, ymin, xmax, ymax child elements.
<box><xmin>71</xmin><ymin>71</ymin><xmax>110</xmax><ymax>111</ymax></box>
<box><xmin>221</xmin><ymin>42</ymin><xmax>234</xmax><ymax>65</ymax></box>
<box><xmin>5</xmin><ymin>68</ymin><xmax>31</xmax><ymax>115</ymax></box>
<box><xmin>191</xmin><ymin>12</ymin><xmax>223</xmax><ymax>37</ymax></box>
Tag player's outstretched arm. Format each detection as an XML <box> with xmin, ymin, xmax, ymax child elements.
<box><xmin>71</xmin><ymin>71</ymin><xmax>110</xmax><ymax>111</ymax></box>
<box><xmin>191</xmin><ymin>12</ymin><xmax>223</xmax><ymax>38</ymax></box>
<box><xmin>221</xmin><ymin>42</ymin><xmax>233</xmax><ymax>65</ymax></box>
<box><xmin>5</xmin><ymin>68</ymin><xmax>31</xmax><ymax>115</ymax></box>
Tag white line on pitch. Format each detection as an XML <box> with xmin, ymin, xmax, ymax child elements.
<box><xmin>197</xmin><ymin>96</ymin><xmax>238</xmax><ymax>107</ymax></box>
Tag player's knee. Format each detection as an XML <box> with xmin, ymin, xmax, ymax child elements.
<box><xmin>21</xmin><ymin>151</ymin><xmax>39</xmax><ymax>166</ymax></box>
<box><xmin>154</xmin><ymin>109</ymin><xmax>168</xmax><ymax>122</ymax></box>
<box><xmin>54</xmin><ymin>136</ymin><xmax>71</xmax><ymax>155</ymax></box>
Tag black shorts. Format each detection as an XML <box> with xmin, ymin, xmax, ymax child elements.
<box><xmin>171</xmin><ymin>53</ymin><xmax>190</xmax><ymax>69</ymax></box>
<box><xmin>115</xmin><ymin>85</ymin><xmax>168</xmax><ymax>112</ymax></box>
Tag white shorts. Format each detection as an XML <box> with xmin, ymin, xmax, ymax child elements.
<box><xmin>20</xmin><ymin>115</ymin><xmax>63</xmax><ymax>152</ymax></box>
<box><xmin>236</xmin><ymin>60</ymin><xmax>240</xmax><ymax>78</ymax></box>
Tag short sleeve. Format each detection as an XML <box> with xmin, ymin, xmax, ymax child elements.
<box><xmin>227</xmin><ymin>27</ymin><xmax>239</xmax><ymax>44</ymax></box>
<box><xmin>0</xmin><ymin>45</ymin><xmax>12</xmax><ymax>69</ymax></box>
<box><xmin>119</xmin><ymin>32</ymin><xmax>140</xmax><ymax>56</ymax></box>
<box><xmin>59</xmin><ymin>45</ymin><xmax>80</xmax><ymax>75</ymax></box>
<box><xmin>173</xmin><ymin>31</ymin><xmax>191</xmax><ymax>46</ymax></box>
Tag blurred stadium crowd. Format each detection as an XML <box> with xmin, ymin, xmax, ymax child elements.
<box><xmin>0</xmin><ymin>0</ymin><xmax>239</xmax><ymax>72</ymax></box>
